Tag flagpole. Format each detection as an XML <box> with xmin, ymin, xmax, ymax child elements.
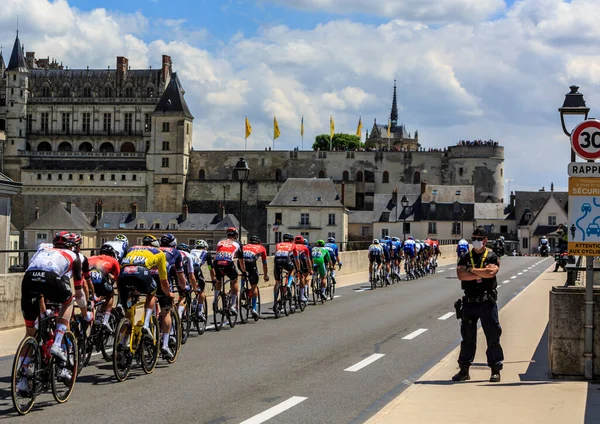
<box><xmin>245</xmin><ymin>114</ymin><xmax>247</xmax><ymax>151</ymax></box>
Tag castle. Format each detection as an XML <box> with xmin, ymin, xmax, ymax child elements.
<box><xmin>0</xmin><ymin>33</ymin><xmax>504</xmax><ymax>241</ymax></box>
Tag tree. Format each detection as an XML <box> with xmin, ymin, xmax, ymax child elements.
<box><xmin>312</xmin><ymin>133</ymin><xmax>363</xmax><ymax>151</ymax></box>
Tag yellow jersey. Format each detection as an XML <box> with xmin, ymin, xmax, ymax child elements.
<box><xmin>121</xmin><ymin>246</ymin><xmax>168</xmax><ymax>281</ymax></box>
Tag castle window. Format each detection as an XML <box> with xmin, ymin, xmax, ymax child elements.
<box><xmin>132</xmin><ymin>175</ymin><xmax>137</xmax><ymax>181</ymax></box>
<box><xmin>40</xmin><ymin>113</ymin><xmax>49</xmax><ymax>134</ymax></box>
<box><xmin>37</xmin><ymin>174</ymin><xmax>41</xmax><ymax>180</ymax></box>
<box><xmin>100</xmin><ymin>142</ymin><xmax>115</xmax><ymax>153</ymax></box>
<box><xmin>60</xmin><ymin>85</ymin><xmax>70</xmax><ymax>98</ymax></box>
<box><xmin>162</xmin><ymin>141</ymin><xmax>170</xmax><ymax>151</ymax></box>
<box><xmin>318</xmin><ymin>170</ymin><xmax>326</xmax><ymax>178</ymax></box>
<box><xmin>61</xmin><ymin>113</ymin><xmax>71</xmax><ymax>133</ymax></box>
<box><xmin>121</xmin><ymin>142</ymin><xmax>135</xmax><ymax>153</ymax></box>
<box><xmin>356</xmin><ymin>171</ymin><xmax>363</xmax><ymax>182</ymax></box>
<box><xmin>90</xmin><ymin>174</ymin><xmax>94</xmax><ymax>181</ymax></box>
<box><xmin>413</xmin><ymin>171</ymin><xmax>421</xmax><ymax>184</ymax></box>
<box><xmin>103</xmin><ymin>113</ymin><xmax>112</xmax><ymax>133</ymax></box>
<box><xmin>41</xmin><ymin>86</ymin><xmax>50</xmax><ymax>97</ymax></box>
<box><xmin>199</xmin><ymin>169</ymin><xmax>205</xmax><ymax>181</ymax></box>
<box><xmin>125</xmin><ymin>86</ymin><xmax>134</xmax><ymax>98</ymax></box>
<box><xmin>104</xmin><ymin>86</ymin><xmax>112</xmax><ymax>98</ymax></box>
<box><xmin>68</xmin><ymin>174</ymin><xmax>73</xmax><ymax>180</ymax></box>
<box><xmin>459</xmin><ymin>167</ymin><xmax>464</xmax><ymax>177</ymax></box>
<box><xmin>111</xmin><ymin>174</ymin><xmax>116</xmax><ymax>181</ymax></box>
<box><xmin>100</xmin><ymin>174</ymin><xmax>105</xmax><ymax>181</ymax></box>
<box><xmin>162</xmin><ymin>178</ymin><xmax>169</xmax><ymax>184</ymax></box>
<box><xmin>121</xmin><ymin>175</ymin><xmax>126</xmax><ymax>181</ymax></box>
<box><xmin>58</xmin><ymin>142</ymin><xmax>72</xmax><ymax>152</ymax></box>
<box><xmin>430</xmin><ymin>202</ymin><xmax>436</xmax><ymax>214</ymax></box>
<box><xmin>37</xmin><ymin>141</ymin><xmax>51</xmax><ymax>152</ymax></box>
<box><xmin>162</xmin><ymin>158</ymin><xmax>170</xmax><ymax>168</ymax></box>
<box><xmin>79</xmin><ymin>142</ymin><xmax>93</xmax><ymax>152</ymax></box>
<box><xmin>124</xmin><ymin>113</ymin><xmax>133</xmax><ymax>134</ymax></box>
<box><xmin>82</xmin><ymin>112</ymin><xmax>91</xmax><ymax>133</ymax></box>
<box><xmin>26</xmin><ymin>114</ymin><xmax>32</xmax><ymax>132</ymax></box>
<box><xmin>343</xmin><ymin>171</ymin><xmax>349</xmax><ymax>181</ymax></box>
<box><xmin>382</xmin><ymin>171</ymin><xmax>389</xmax><ymax>184</ymax></box>
<box><xmin>186</xmin><ymin>123</ymin><xmax>190</xmax><ymax>135</ymax></box>
<box><xmin>144</xmin><ymin>113</ymin><xmax>151</xmax><ymax>132</ymax></box>
<box><xmin>82</xmin><ymin>86</ymin><xmax>92</xmax><ymax>97</ymax></box>
<box><xmin>79</xmin><ymin>174</ymin><xmax>84</xmax><ymax>180</ymax></box>
<box><xmin>275</xmin><ymin>169</ymin><xmax>282</xmax><ymax>181</ymax></box>
<box><xmin>162</xmin><ymin>122</ymin><xmax>170</xmax><ymax>133</ymax></box>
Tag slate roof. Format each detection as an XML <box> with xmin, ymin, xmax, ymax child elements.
<box><xmin>371</xmin><ymin>123</ymin><xmax>409</xmax><ymax>139</ymax></box>
<box><xmin>349</xmin><ymin>184</ymin><xmax>421</xmax><ymax>224</ymax></box>
<box><xmin>7</xmin><ymin>32</ymin><xmax>28</xmax><ymax>72</ymax></box>
<box><xmin>514</xmin><ymin>191</ymin><xmax>568</xmax><ymax>226</ymax></box>
<box><xmin>25</xmin><ymin>203</ymin><xmax>96</xmax><ymax>231</ymax></box>
<box><xmin>91</xmin><ymin>212</ymin><xmax>245</xmax><ymax>232</ymax></box>
<box><xmin>474</xmin><ymin>203</ymin><xmax>511</xmax><ymax>220</ymax></box>
<box><xmin>10</xmin><ymin>223</ymin><xmax>19</xmax><ymax>235</ymax></box>
<box><xmin>154</xmin><ymin>73</ymin><xmax>193</xmax><ymax>119</ymax></box>
<box><xmin>25</xmin><ymin>159</ymin><xmax>147</xmax><ymax>171</ymax></box>
<box><xmin>421</xmin><ymin>185</ymin><xmax>475</xmax><ymax>203</ymax></box>
<box><xmin>269</xmin><ymin>178</ymin><xmax>344</xmax><ymax>208</ymax></box>
<box><xmin>533</xmin><ymin>225</ymin><xmax>559</xmax><ymax>236</ymax></box>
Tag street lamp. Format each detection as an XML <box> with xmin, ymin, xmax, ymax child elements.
<box><xmin>400</xmin><ymin>195</ymin><xmax>409</xmax><ymax>240</ymax></box>
<box><xmin>559</xmin><ymin>85</ymin><xmax>590</xmax><ymax>162</ymax></box>
<box><xmin>490</xmin><ymin>223</ymin><xmax>495</xmax><ymax>238</ymax></box>
<box><xmin>232</xmin><ymin>157</ymin><xmax>250</xmax><ymax>243</ymax></box>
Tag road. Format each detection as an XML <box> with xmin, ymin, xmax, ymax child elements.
<box><xmin>0</xmin><ymin>256</ymin><xmax>552</xmax><ymax>423</ymax></box>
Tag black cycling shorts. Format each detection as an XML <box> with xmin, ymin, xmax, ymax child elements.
<box><xmin>213</xmin><ymin>260</ymin><xmax>238</xmax><ymax>281</ymax></box>
<box><xmin>21</xmin><ymin>271</ymin><xmax>73</xmax><ymax>325</ymax></box>
<box><xmin>117</xmin><ymin>266</ymin><xmax>157</xmax><ymax>311</ymax></box>
<box><xmin>369</xmin><ymin>254</ymin><xmax>382</xmax><ymax>264</ymax></box>
<box><xmin>244</xmin><ymin>261</ymin><xmax>260</xmax><ymax>285</ymax></box>
<box><xmin>151</xmin><ymin>274</ymin><xmax>174</xmax><ymax>309</ymax></box>
<box><xmin>90</xmin><ymin>269</ymin><xmax>113</xmax><ymax>297</ymax></box>
<box><xmin>274</xmin><ymin>258</ymin><xmax>294</xmax><ymax>281</ymax></box>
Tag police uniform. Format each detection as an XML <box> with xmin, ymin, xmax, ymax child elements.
<box><xmin>456</xmin><ymin>248</ymin><xmax>504</xmax><ymax>373</ymax></box>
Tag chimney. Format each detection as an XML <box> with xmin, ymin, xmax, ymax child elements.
<box><xmin>341</xmin><ymin>182</ymin><xmax>345</xmax><ymax>205</ymax></box>
<box><xmin>34</xmin><ymin>207</ymin><xmax>39</xmax><ymax>220</ymax></box>
<box><xmin>161</xmin><ymin>55</ymin><xmax>172</xmax><ymax>82</ymax></box>
<box><xmin>182</xmin><ymin>203</ymin><xmax>188</xmax><ymax>221</ymax></box>
<box><xmin>66</xmin><ymin>202</ymin><xmax>72</xmax><ymax>214</ymax></box>
<box><xmin>97</xmin><ymin>199</ymin><xmax>103</xmax><ymax>220</ymax></box>
<box><xmin>391</xmin><ymin>187</ymin><xmax>398</xmax><ymax>205</ymax></box>
<box><xmin>131</xmin><ymin>202</ymin><xmax>138</xmax><ymax>220</ymax></box>
<box><xmin>551</xmin><ymin>182</ymin><xmax>554</xmax><ymax>192</ymax></box>
<box><xmin>420</xmin><ymin>181</ymin><xmax>427</xmax><ymax>195</ymax></box>
<box><xmin>26</xmin><ymin>51</ymin><xmax>35</xmax><ymax>68</ymax></box>
<box><xmin>510</xmin><ymin>191</ymin><xmax>515</xmax><ymax>211</ymax></box>
<box><xmin>217</xmin><ymin>203</ymin><xmax>225</xmax><ymax>221</ymax></box>
<box><xmin>116</xmin><ymin>56</ymin><xmax>128</xmax><ymax>80</ymax></box>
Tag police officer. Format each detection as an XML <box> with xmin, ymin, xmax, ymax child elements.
<box><xmin>453</xmin><ymin>226</ymin><xmax>503</xmax><ymax>383</ymax></box>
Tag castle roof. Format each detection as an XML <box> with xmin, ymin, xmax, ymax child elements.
<box><xmin>268</xmin><ymin>178</ymin><xmax>344</xmax><ymax>208</ymax></box>
<box><xmin>7</xmin><ymin>32</ymin><xmax>28</xmax><ymax>72</ymax></box>
<box><xmin>154</xmin><ymin>73</ymin><xmax>193</xmax><ymax>119</ymax></box>
<box><xmin>92</xmin><ymin>212</ymin><xmax>244</xmax><ymax>232</ymax></box>
<box><xmin>25</xmin><ymin>202</ymin><xmax>96</xmax><ymax>232</ymax></box>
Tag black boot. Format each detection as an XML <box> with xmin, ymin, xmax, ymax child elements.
<box><xmin>489</xmin><ymin>369</ymin><xmax>501</xmax><ymax>382</ymax></box>
<box><xmin>452</xmin><ymin>366</ymin><xmax>470</xmax><ymax>382</ymax></box>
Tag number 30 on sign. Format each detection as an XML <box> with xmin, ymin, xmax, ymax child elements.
<box><xmin>571</xmin><ymin>120</ymin><xmax>600</xmax><ymax>161</ymax></box>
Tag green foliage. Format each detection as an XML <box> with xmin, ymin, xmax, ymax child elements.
<box><xmin>313</xmin><ymin>133</ymin><xmax>363</xmax><ymax>151</ymax></box>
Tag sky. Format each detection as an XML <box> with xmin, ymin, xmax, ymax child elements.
<box><xmin>0</xmin><ymin>0</ymin><xmax>598</xmax><ymax>201</ymax></box>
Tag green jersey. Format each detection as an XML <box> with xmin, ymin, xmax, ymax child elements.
<box><xmin>311</xmin><ymin>246</ymin><xmax>331</xmax><ymax>264</ymax></box>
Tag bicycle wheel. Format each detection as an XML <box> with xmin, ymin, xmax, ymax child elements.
<box><xmin>166</xmin><ymin>309</ymin><xmax>181</xmax><ymax>363</ymax></box>
<box><xmin>327</xmin><ymin>276</ymin><xmax>334</xmax><ymax>300</ymax></box>
<box><xmin>273</xmin><ymin>286</ymin><xmax>281</xmax><ymax>319</ymax></box>
<box><xmin>101</xmin><ymin>311</ymin><xmax>118</xmax><ymax>362</ymax></box>
<box><xmin>71</xmin><ymin>316</ymin><xmax>87</xmax><ymax>376</ymax></box>
<box><xmin>213</xmin><ymin>292</ymin><xmax>226</xmax><ymax>331</ymax></box>
<box><xmin>255</xmin><ymin>288</ymin><xmax>261</xmax><ymax>321</ymax></box>
<box><xmin>194</xmin><ymin>296</ymin><xmax>208</xmax><ymax>335</ymax></box>
<box><xmin>240</xmin><ymin>289</ymin><xmax>249</xmax><ymax>324</ymax></box>
<box><xmin>288</xmin><ymin>283</ymin><xmax>296</xmax><ymax>314</ymax></box>
<box><xmin>311</xmin><ymin>278</ymin><xmax>318</xmax><ymax>305</ymax></box>
<box><xmin>181</xmin><ymin>297</ymin><xmax>192</xmax><ymax>345</ymax></box>
<box><xmin>282</xmin><ymin>286</ymin><xmax>290</xmax><ymax>316</ymax></box>
<box><xmin>380</xmin><ymin>269</ymin><xmax>386</xmax><ymax>288</ymax></box>
<box><xmin>51</xmin><ymin>331</ymin><xmax>77</xmax><ymax>404</ymax></box>
<box><xmin>113</xmin><ymin>318</ymin><xmax>133</xmax><ymax>382</ymax></box>
<box><xmin>298</xmin><ymin>285</ymin><xmax>306</xmax><ymax>312</ymax></box>
<box><xmin>228</xmin><ymin>294</ymin><xmax>237</xmax><ymax>328</ymax></box>
<box><xmin>11</xmin><ymin>336</ymin><xmax>38</xmax><ymax>415</ymax></box>
<box><xmin>82</xmin><ymin>324</ymin><xmax>95</xmax><ymax>368</ymax></box>
<box><xmin>141</xmin><ymin>315</ymin><xmax>160</xmax><ymax>374</ymax></box>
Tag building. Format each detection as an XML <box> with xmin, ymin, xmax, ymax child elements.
<box><xmin>0</xmin><ymin>32</ymin><xmax>193</xmax><ymax>232</ymax></box>
<box><xmin>9</xmin><ymin>224</ymin><xmax>20</xmax><ymax>268</ymax></box>
<box><xmin>0</xmin><ymin>172</ymin><xmax>22</xmax><ymax>271</ymax></box>
<box><xmin>474</xmin><ymin>203</ymin><xmax>515</xmax><ymax>239</ymax></box>
<box><xmin>266</xmin><ymin>178</ymin><xmax>348</xmax><ymax>251</ymax></box>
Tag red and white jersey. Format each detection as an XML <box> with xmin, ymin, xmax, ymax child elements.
<box><xmin>88</xmin><ymin>254</ymin><xmax>121</xmax><ymax>277</ymax></box>
<box><xmin>214</xmin><ymin>239</ymin><xmax>243</xmax><ymax>263</ymax></box>
<box><xmin>295</xmin><ymin>244</ymin><xmax>311</xmax><ymax>263</ymax></box>
<box><xmin>243</xmin><ymin>243</ymin><xmax>268</xmax><ymax>263</ymax></box>
<box><xmin>179</xmin><ymin>250</ymin><xmax>195</xmax><ymax>274</ymax></box>
<box><xmin>27</xmin><ymin>247</ymin><xmax>79</xmax><ymax>278</ymax></box>
<box><xmin>274</xmin><ymin>242</ymin><xmax>298</xmax><ymax>260</ymax></box>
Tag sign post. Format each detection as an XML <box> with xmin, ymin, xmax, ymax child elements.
<box><xmin>569</xmin><ymin>119</ymin><xmax>600</xmax><ymax>380</ymax></box>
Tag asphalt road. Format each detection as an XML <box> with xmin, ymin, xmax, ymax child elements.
<box><xmin>0</xmin><ymin>256</ymin><xmax>553</xmax><ymax>423</ymax></box>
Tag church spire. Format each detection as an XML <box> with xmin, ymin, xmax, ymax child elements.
<box><xmin>390</xmin><ymin>79</ymin><xmax>398</xmax><ymax>128</ymax></box>
<box><xmin>6</xmin><ymin>31</ymin><xmax>28</xmax><ymax>72</ymax></box>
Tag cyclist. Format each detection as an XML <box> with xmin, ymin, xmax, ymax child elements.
<box><xmin>403</xmin><ymin>236</ymin><xmax>416</xmax><ymax>277</ymax></box>
<box><xmin>324</xmin><ymin>237</ymin><xmax>342</xmax><ymax>286</ymax></box>
<box><xmin>273</xmin><ymin>233</ymin><xmax>300</xmax><ymax>307</ymax></box>
<box><xmin>391</xmin><ymin>237</ymin><xmax>403</xmax><ymax>278</ymax></box>
<box><xmin>21</xmin><ymin>232</ymin><xmax>83</xmax><ymax>362</ymax></box>
<box><xmin>102</xmin><ymin>234</ymin><xmax>129</xmax><ymax>263</ymax></box>
<box><xmin>381</xmin><ymin>236</ymin><xmax>392</xmax><ymax>284</ymax></box>
<box><xmin>189</xmin><ymin>240</ymin><xmax>216</xmax><ymax>321</ymax></box>
<box><xmin>304</xmin><ymin>239</ymin><xmax>312</xmax><ymax>256</ymax></box>
<box><xmin>368</xmin><ymin>239</ymin><xmax>384</xmax><ymax>283</ymax></box>
<box><xmin>88</xmin><ymin>243</ymin><xmax>121</xmax><ymax>332</ymax></box>
<box><xmin>213</xmin><ymin>227</ymin><xmax>246</xmax><ymax>316</ymax></box>
<box><xmin>457</xmin><ymin>238</ymin><xmax>469</xmax><ymax>260</ymax></box>
<box><xmin>242</xmin><ymin>235</ymin><xmax>270</xmax><ymax>318</ymax></box>
<box><xmin>119</xmin><ymin>234</ymin><xmax>173</xmax><ymax>359</ymax></box>
<box><xmin>311</xmin><ymin>240</ymin><xmax>332</xmax><ymax>298</ymax></box>
<box><xmin>294</xmin><ymin>235</ymin><xmax>313</xmax><ymax>303</ymax></box>
<box><xmin>71</xmin><ymin>233</ymin><xmax>93</xmax><ymax>325</ymax></box>
<box><xmin>176</xmin><ymin>243</ymin><xmax>199</xmax><ymax>318</ymax></box>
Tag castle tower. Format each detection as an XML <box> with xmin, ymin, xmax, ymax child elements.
<box><xmin>390</xmin><ymin>79</ymin><xmax>398</xmax><ymax>129</ymax></box>
<box><xmin>0</xmin><ymin>47</ymin><xmax>5</xmax><ymax>77</ymax></box>
<box><xmin>147</xmin><ymin>71</ymin><xmax>194</xmax><ymax>212</ymax></box>
<box><xmin>4</xmin><ymin>32</ymin><xmax>29</xmax><ymax>172</ymax></box>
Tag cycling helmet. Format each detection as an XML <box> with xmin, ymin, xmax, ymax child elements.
<box><xmin>391</xmin><ymin>237</ymin><xmax>399</xmax><ymax>242</ymax></box>
<box><xmin>294</xmin><ymin>235</ymin><xmax>305</xmax><ymax>244</ymax></box>
<box><xmin>304</xmin><ymin>239</ymin><xmax>309</xmax><ymax>245</ymax></box>
<box><xmin>142</xmin><ymin>234</ymin><xmax>159</xmax><ymax>247</ymax></box>
<box><xmin>383</xmin><ymin>236</ymin><xmax>390</xmax><ymax>241</ymax></box>
<box><xmin>115</xmin><ymin>234</ymin><xmax>128</xmax><ymax>244</ymax></box>
<box><xmin>316</xmin><ymin>239</ymin><xmax>325</xmax><ymax>247</ymax></box>
<box><xmin>226</xmin><ymin>227</ymin><xmax>239</xmax><ymax>237</ymax></box>
<box><xmin>283</xmin><ymin>233</ymin><xmax>294</xmax><ymax>242</ymax></box>
<box><xmin>100</xmin><ymin>243</ymin><xmax>117</xmax><ymax>258</ymax></box>
<box><xmin>53</xmin><ymin>231</ymin><xmax>77</xmax><ymax>248</ymax></box>
<box><xmin>160</xmin><ymin>233</ymin><xmax>177</xmax><ymax>247</ymax></box>
<box><xmin>327</xmin><ymin>237</ymin><xmax>336</xmax><ymax>243</ymax></box>
<box><xmin>177</xmin><ymin>243</ymin><xmax>190</xmax><ymax>253</ymax></box>
<box><xmin>408</xmin><ymin>236</ymin><xmax>414</xmax><ymax>240</ymax></box>
<box><xmin>500</xmin><ymin>236</ymin><xmax>505</xmax><ymax>242</ymax></box>
<box><xmin>373</xmin><ymin>239</ymin><xmax>380</xmax><ymax>244</ymax></box>
<box><xmin>249</xmin><ymin>235</ymin><xmax>261</xmax><ymax>244</ymax></box>
<box><xmin>195</xmin><ymin>239</ymin><xmax>208</xmax><ymax>249</ymax></box>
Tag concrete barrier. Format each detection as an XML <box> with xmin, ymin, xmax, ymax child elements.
<box><xmin>0</xmin><ymin>246</ymin><xmax>458</xmax><ymax>330</ymax></box>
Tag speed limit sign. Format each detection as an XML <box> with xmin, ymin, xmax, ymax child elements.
<box><xmin>571</xmin><ymin>120</ymin><xmax>600</xmax><ymax>160</ymax></box>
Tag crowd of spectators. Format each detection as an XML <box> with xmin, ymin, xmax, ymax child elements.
<box><xmin>457</xmin><ymin>139</ymin><xmax>499</xmax><ymax>146</ymax></box>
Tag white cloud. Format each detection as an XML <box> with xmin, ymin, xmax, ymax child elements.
<box><xmin>2</xmin><ymin>0</ymin><xmax>600</xmax><ymax>194</ymax></box>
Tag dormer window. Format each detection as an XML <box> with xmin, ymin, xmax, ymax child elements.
<box><xmin>292</xmin><ymin>197</ymin><xmax>298</xmax><ymax>202</ymax></box>
<box><xmin>456</xmin><ymin>190</ymin><xmax>461</xmax><ymax>195</ymax></box>
<box><xmin>138</xmin><ymin>220</ymin><xmax>146</xmax><ymax>229</ymax></box>
<box><xmin>153</xmin><ymin>220</ymin><xmax>161</xmax><ymax>230</ymax></box>
<box><xmin>316</xmin><ymin>197</ymin><xmax>322</xmax><ymax>201</ymax></box>
<box><xmin>169</xmin><ymin>221</ymin><xmax>178</xmax><ymax>230</ymax></box>
<box><xmin>432</xmin><ymin>189</ymin><xmax>438</xmax><ymax>195</ymax></box>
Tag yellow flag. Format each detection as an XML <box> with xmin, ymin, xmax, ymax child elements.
<box><xmin>356</xmin><ymin>115</ymin><xmax>362</xmax><ymax>138</ymax></box>
<box><xmin>387</xmin><ymin>118</ymin><xmax>391</xmax><ymax>137</ymax></box>
<box><xmin>330</xmin><ymin>114</ymin><xmax>335</xmax><ymax>139</ymax></box>
<box><xmin>300</xmin><ymin>115</ymin><xmax>304</xmax><ymax>137</ymax></box>
<box><xmin>274</xmin><ymin>116</ymin><xmax>281</xmax><ymax>140</ymax></box>
<box><xmin>245</xmin><ymin>116</ymin><xmax>252</xmax><ymax>139</ymax></box>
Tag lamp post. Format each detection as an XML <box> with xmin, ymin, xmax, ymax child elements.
<box><xmin>490</xmin><ymin>223</ymin><xmax>495</xmax><ymax>239</ymax></box>
<box><xmin>558</xmin><ymin>85</ymin><xmax>593</xmax><ymax>380</ymax></box>
<box><xmin>401</xmin><ymin>195</ymin><xmax>409</xmax><ymax>241</ymax></box>
<box><xmin>232</xmin><ymin>158</ymin><xmax>250</xmax><ymax>244</ymax></box>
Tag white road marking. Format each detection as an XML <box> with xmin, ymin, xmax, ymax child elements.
<box><xmin>240</xmin><ymin>396</ymin><xmax>308</xmax><ymax>424</ymax></box>
<box><xmin>344</xmin><ymin>353</ymin><xmax>386</xmax><ymax>372</ymax></box>
<box><xmin>523</xmin><ymin>269</ymin><xmax>528</xmax><ymax>272</ymax></box>
<box><xmin>438</xmin><ymin>312</ymin><xmax>455</xmax><ymax>321</ymax></box>
<box><xmin>517</xmin><ymin>272</ymin><xmax>523</xmax><ymax>275</ymax></box>
<box><xmin>510</xmin><ymin>276</ymin><xmax>517</xmax><ymax>279</ymax></box>
<box><xmin>334</xmin><ymin>295</ymin><xmax>341</xmax><ymax>298</ymax></box>
<box><xmin>501</xmin><ymin>280</ymin><xmax>510</xmax><ymax>284</ymax></box>
<box><xmin>438</xmin><ymin>270</ymin><xmax>446</xmax><ymax>273</ymax></box>
<box><xmin>402</xmin><ymin>328</ymin><xmax>428</xmax><ymax>340</ymax></box>
<box><xmin>449</xmin><ymin>267</ymin><xmax>456</xmax><ymax>270</ymax></box>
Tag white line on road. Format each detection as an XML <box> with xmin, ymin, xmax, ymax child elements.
<box><xmin>510</xmin><ymin>276</ymin><xmax>517</xmax><ymax>279</ymax></box>
<box><xmin>240</xmin><ymin>396</ymin><xmax>308</xmax><ymax>424</ymax></box>
<box><xmin>334</xmin><ymin>295</ymin><xmax>341</xmax><ymax>298</ymax></box>
<box><xmin>402</xmin><ymin>328</ymin><xmax>428</xmax><ymax>340</ymax></box>
<box><xmin>438</xmin><ymin>312</ymin><xmax>455</xmax><ymax>320</ymax></box>
<box><xmin>501</xmin><ymin>280</ymin><xmax>510</xmax><ymax>284</ymax></box>
<box><xmin>518</xmin><ymin>272</ymin><xmax>523</xmax><ymax>275</ymax></box>
<box><xmin>449</xmin><ymin>267</ymin><xmax>456</xmax><ymax>270</ymax></box>
<box><xmin>523</xmin><ymin>269</ymin><xmax>528</xmax><ymax>272</ymax></box>
<box><xmin>438</xmin><ymin>270</ymin><xmax>446</xmax><ymax>273</ymax></box>
<box><xmin>344</xmin><ymin>353</ymin><xmax>386</xmax><ymax>372</ymax></box>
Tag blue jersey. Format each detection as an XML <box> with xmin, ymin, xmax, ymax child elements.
<box><xmin>403</xmin><ymin>239</ymin><xmax>416</xmax><ymax>256</ymax></box>
<box><xmin>324</xmin><ymin>243</ymin><xmax>339</xmax><ymax>261</ymax></box>
<box><xmin>159</xmin><ymin>247</ymin><xmax>184</xmax><ymax>274</ymax></box>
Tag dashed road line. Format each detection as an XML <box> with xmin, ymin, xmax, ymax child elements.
<box><xmin>438</xmin><ymin>270</ymin><xmax>446</xmax><ymax>273</ymax></box>
<box><xmin>510</xmin><ymin>276</ymin><xmax>517</xmax><ymax>279</ymax></box>
<box><xmin>438</xmin><ymin>312</ymin><xmax>455</xmax><ymax>321</ymax></box>
<box><xmin>517</xmin><ymin>272</ymin><xmax>523</xmax><ymax>275</ymax></box>
<box><xmin>501</xmin><ymin>280</ymin><xmax>510</xmax><ymax>284</ymax></box>
<box><xmin>240</xmin><ymin>396</ymin><xmax>308</xmax><ymax>424</ymax></box>
<box><xmin>344</xmin><ymin>353</ymin><xmax>386</xmax><ymax>372</ymax></box>
<box><xmin>334</xmin><ymin>295</ymin><xmax>341</xmax><ymax>299</ymax></box>
<box><xmin>402</xmin><ymin>328</ymin><xmax>428</xmax><ymax>340</ymax></box>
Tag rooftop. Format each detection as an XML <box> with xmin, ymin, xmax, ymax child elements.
<box><xmin>269</xmin><ymin>178</ymin><xmax>345</xmax><ymax>208</ymax></box>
